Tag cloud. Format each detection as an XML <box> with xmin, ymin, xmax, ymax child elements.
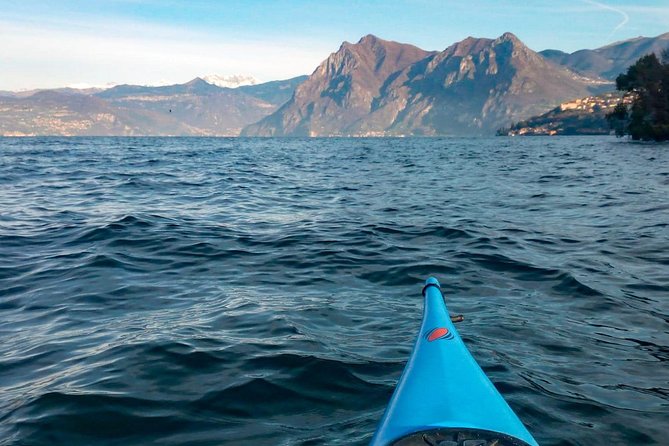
<box><xmin>580</xmin><ymin>0</ymin><xmax>630</xmax><ymax>38</ymax></box>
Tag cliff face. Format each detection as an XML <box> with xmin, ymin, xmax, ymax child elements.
<box><xmin>243</xmin><ymin>33</ymin><xmax>609</xmax><ymax>136</ymax></box>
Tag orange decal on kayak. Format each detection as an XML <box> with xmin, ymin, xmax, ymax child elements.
<box><xmin>426</xmin><ymin>327</ymin><xmax>450</xmax><ymax>341</ymax></box>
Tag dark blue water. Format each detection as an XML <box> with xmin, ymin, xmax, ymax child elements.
<box><xmin>1</xmin><ymin>137</ymin><xmax>668</xmax><ymax>446</ymax></box>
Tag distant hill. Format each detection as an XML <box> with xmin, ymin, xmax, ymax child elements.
<box><xmin>540</xmin><ymin>32</ymin><xmax>669</xmax><ymax>80</ymax></box>
<box><xmin>243</xmin><ymin>33</ymin><xmax>609</xmax><ymax>136</ymax></box>
<box><xmin>95</xmin><ymin>77</ymin><xmax>225</xmax><ymax>99</ymax></box>
<box><xmin>0</xmin><ymin>76</ymin><xmax>306</xmax><ymax>136</ymax></box>
<box><xmin>0</xmin><ymin>90</ymin><xmax>200</xmax><ymax>136</ymax></box>
<box><xmin>94</xmin><ymin>78</ymin><xmax>277</xmax><ymax>135</ymax></box>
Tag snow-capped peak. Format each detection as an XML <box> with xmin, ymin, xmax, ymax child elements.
<box><xmin>201</xmin><ymin>74</ymin><xmax>258</xmax><ymax>88</ymax></box>
<box><xmin>66</xmin><ymin>82</ymin><xmax>118</xmax><ymax>90</ymax></box>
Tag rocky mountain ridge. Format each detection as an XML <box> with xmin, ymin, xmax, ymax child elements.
<box><xmin>243</xmin><ymin>32</ymin><xmax>610</xmax><ymax>136</ymax></box>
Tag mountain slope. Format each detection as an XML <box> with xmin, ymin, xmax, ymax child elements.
<box><xmin>243</xmin><ymin>33</ymin><xmax>608</xmax><ymax>136</ymax></box>
<box><xmin>540</xmin><ymin>32</ymin><xmax>669</xmax><ymax>80</ymax></box>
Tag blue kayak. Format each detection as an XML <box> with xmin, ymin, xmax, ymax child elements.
<box><xmin>370</xmin><ymin>277</ymin><xmax>539</xmax><ymax>446</ymax></box>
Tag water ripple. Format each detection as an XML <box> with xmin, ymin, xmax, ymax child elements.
<box><xmin>1</xmin><ymin>136</ymin><xmax>668</xmax><ymax>445</ymax></box>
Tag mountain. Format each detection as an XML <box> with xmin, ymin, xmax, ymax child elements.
<box><xmin>242</xmin><ymin>35</ymin><xmax>435</xmax><ymax>136</ymax></box>
<box><xmin>540</xmin><ymin>32</ymin><xmax>669</xmax><ymax>80</ymax></box>
<box><xmin>0</xmin><ymin>76</ymin><xmax>306</xmax><ymax>136</ymax></box>
<box><xmin>243</xmin><ymin>33</ymin><xmax>608</xmax><ymax>136</ymax></box>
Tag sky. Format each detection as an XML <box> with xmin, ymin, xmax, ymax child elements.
<box><xmin>1</xmin><ymin>0</ymin><xmax>669</xmax><ymax>90</ymax></box>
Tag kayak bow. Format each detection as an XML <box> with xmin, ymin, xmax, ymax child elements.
<box><xmin>371</xmin><ymin>277</ymin><xmax>539</xmax><ymax>446</ymax></box>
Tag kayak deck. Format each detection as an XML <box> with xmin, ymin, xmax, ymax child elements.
<box><xmin>370</xmin><ymin>277</ymin><xmax>538</xmax><ymax>446</ymax></box>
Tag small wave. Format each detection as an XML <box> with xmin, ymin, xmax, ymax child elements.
<box><xmin>552</xmin><ymin>273</ymin><xmax>604</xmax><ymax>297</ymax></box>
<box><xmin>459</xmin><ymin>252</ymin><xmax>562</xmax><ymax>280</ymax></box>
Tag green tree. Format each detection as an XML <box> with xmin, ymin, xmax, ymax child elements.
<box><xmin>607</xmin><ymin>51</ymin><xmax>669</xmax><ymax>141</ymax></box>
<box><xmin>607</xmin><ymin>103</ymin><xmax>628</xmax><ymax>137</ymax></box>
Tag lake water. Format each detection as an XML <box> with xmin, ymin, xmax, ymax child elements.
<box><xmin>1</xmin><ymin>136</ymin><xmax>668</xmax><ymax>445</ymax></box>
